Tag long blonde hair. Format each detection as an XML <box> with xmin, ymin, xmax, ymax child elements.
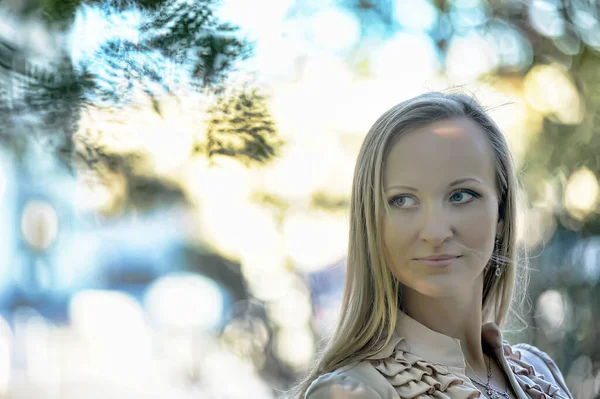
<box><xmin>291</xmin><ymin>92</ymin><xmax>529</xmax><ymax>399</ymax></box>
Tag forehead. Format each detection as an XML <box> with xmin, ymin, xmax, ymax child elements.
<box><xmin>383</xmin><ymin>117</ymin><xmax>496</xmax><ymax>188</ymax></box>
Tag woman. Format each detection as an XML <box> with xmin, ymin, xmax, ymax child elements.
<box><xmin>293</xmin><ymin>92</ymin><xmax>573</xmax><ymax>398</ymax></box>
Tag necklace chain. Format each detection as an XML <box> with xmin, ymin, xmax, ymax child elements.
<box><xmin>465</xmin><ymin>355</ymin><xmax>510</xmax><ymax>399</ymax></box>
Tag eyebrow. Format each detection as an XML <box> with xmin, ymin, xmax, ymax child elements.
<box><xmin>385</xmin><ymin>178</ymin><xmax>483</xmax><ymax>192</ymax></box>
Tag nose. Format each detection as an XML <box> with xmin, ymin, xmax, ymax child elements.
<box><xmin>419</xmin><ymin>204</ymin><xmax>454</xmax><ymax>246</ymax></box>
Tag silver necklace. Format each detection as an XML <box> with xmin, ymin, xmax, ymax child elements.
<box><xmin>466</xmin><ymin>356</ymin><xmax>510</xmax><ymax>399</ymax></box>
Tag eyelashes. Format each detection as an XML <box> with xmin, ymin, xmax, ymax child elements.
<box><xmin>388</xmin><ymin>189</ymin><xmax>482</xmax><ymax>208</ymax></box>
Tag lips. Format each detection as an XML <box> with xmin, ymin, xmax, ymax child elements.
<box><xmin>415</xmin><ymin>255</ymin><xmax>460</xmax><ymax>261</ymax></box>
<box><xmin>414</xmin><ymin>256</ymin><xmax>461</xmax><ymax>268</ymax></box>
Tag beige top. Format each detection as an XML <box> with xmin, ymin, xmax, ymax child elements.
<box><xmin>306</xmin><ymin>311</ymin><xmax>573</xmax><ymax>399</ymax></box>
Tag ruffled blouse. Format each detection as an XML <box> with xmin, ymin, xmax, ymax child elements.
<box><xmin>368</xmin><ymin>337</ymin><xmax>481</xmax><ymax>399</ymax></box>
<box><xmin>504</xmin><ymin>344</ymin><xmax>570</xmax><ymax>399</ymax></box>
<box><xmin>305</xmin><ymin>312</ymin><xmax>573</xmax><ymax>399</ymax></box>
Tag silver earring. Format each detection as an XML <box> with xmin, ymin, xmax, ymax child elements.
<box><xmin>494</xmin><ymin>235</ymin><xmax>503</xmax><ymax>277</ymax></box>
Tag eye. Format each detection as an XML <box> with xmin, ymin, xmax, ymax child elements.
<box><xmin>449</xmin><ymin>189</ymin><xmax>480</xmax><ymax>204</ymax></box>
<box><xmin>388</xmin><ymin>189</ymin><xmax>481</xmax><ymax>208</ymax></box>
<box><xmin>389</xmin><ymin>195</ymin><xmax>418</xmax><ymax>208</ymax></box>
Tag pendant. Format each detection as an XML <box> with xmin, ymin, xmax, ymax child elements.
<box><xmin>487</xmin><ymin>388</ymin><xmax>499</xmax><ymax>399</ymax></box>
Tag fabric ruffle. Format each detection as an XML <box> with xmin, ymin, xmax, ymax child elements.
<box><xmin>368</xmin><ymin>337</ymin><xmax>481</xmax><ymax>399</ymax></box>
<box><xmin>503</xmin><ymin>343</ymin><xmax>564</xmax><ymax>399</ymax></box>
<box><xmin>366</xmin><ymin>328</ymin><xmax>568</xmax><ymax>398</ymax></box>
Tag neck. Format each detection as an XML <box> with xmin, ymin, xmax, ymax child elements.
<box><xmin>400</xmin><ymin>277</ymin><xmax>488</xmax><ymax>374</ymax></box>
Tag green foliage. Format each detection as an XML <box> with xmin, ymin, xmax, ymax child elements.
<box><xmin>0</xmin><ymin>0</ymin><xmax>281</xmax><ymax>197</ymax></box>
<box><xmin>40</xmin><ymin>0</ymin><xmax>171</xmax><ymax>24</ymax></box>
<box><xmin>202</xmin><ymin>87</ymin><xmax>281</xmax><ymax>166</ymax></box>
<box><xmin>310</xmin><ymin>191</ymin><xmax>349</xmax><ymax>212</ymax></box>
<box><xmin>142</xmin><ymin>0</ymin><xmax>252</xmax><ymax>87</ymax></box>
<box><xmin>40</xmin><ymin>0</ymin><xmax>80</xmax><ymax>25</ymax></box>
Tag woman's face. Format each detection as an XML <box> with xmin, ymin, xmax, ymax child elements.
<box><xmin>382</xmin><ymin>117</ymin><xmax>502</xmax><ymax>299</ymax></box>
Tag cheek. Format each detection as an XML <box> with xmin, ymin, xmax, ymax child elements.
<box><xmin>382</xmin><ymin>220</ymin><xmax>394</xmax><ymax>256</ymax></box>
<box><xmin>460</xmin><ymin>202</ymin><xmax>499</xmax><ymax>253</ymax></box>
<box><xmin>382</xmin><ymin>216</ymin><xmax>412</xmax><ymax>261</ymax></box>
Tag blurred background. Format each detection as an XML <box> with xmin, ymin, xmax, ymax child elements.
<box><xmin>0</xmin><ymin>0</ymin><xmax>598</xmax><ymax>397</ymax></box>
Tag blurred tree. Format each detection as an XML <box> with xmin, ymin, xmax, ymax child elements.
<box><xmin>39</xmin><ymin>0</ymin><xmax>80</xmax><ymax>25</ymax></box>
<box><xmin>199</xmin><ymin>86</ymin><xmax>282</xmax><ymax>166</ymax></box>
<box><xmin>0</xmin><ymin>0</ymin><xmax>280</xmax><ymax>214</ymax></box>
<box><xmin>141</xmin><ymin>0</ymin><xmax>252</xmax><ymax>87</ymax></box>
<box><xmin>39</xmin><ymin>0</ymin><xmax>169</xmax><ymax>25</ymax></box>
<box><xmin>0</xmin><ymin>9</ymin><xmax>85</xmax><ymax>172</ymax></box>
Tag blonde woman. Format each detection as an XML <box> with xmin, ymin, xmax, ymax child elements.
<box><xmin>293</xmin><ymin>92</ymin><xmax>573</xmax><ymax>399</ymax></box>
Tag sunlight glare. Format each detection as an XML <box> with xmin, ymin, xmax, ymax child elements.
<box><xmin>0</xmin><ymin>317</ymin><xmax>11</xmax><ymax>395</ymax></box>
<box><xmin>371</xmin><ymin>32</ymin><xmax>441</xmax><ymax>85</ymax></box>
<box><xmin>267</xmin><ymin>281</ymin><xmax>312</xmax><ymax>328</ymax></box>
<box><xmin>309</xmin><ymin>7</ymin><xmax>361</xmax><ymax>52</ymax></box>
<box><xmin>21</xmin><ymin>200</ymin><xmax>59</xmax><ymax>251</ymax></box>
<box><xmin>536</xmin><ymin>290</ymin><xmax>571</xmax><ymax>342</ymax></box>
<box><xmin>528</xmin><ymin>0</ymin><xmax>565</xmax><ymax>37</ymax></box>
<box><xmin>145</xmin><ymin>273</ymin><xmax>225</xmax><ymax>331</ymax></box>
<box><xmin>69</xmin><ymin>290</ymin><xmax>153</xmax><ymax>379</ymax></box>
<box><xmin>393</xmin><ymin>0</ymin><xmax>438</xmax><ymax>31</ymax></box>
<box><xmin>283</xmin><ymin>210</ymin><xmax>349</xmax><ymax>272</ymax></box>
<box><xmin>524</xmin><ymin>64</ymin><xmax>583</xmax><ymax>124</ymax></box>
<box><xmin>274</xmin><ymin>327</ymin><xmax>315</xmax><ymax>371</ymax></box>
<box><xmin>564</xmin><ymin>167</ymin><xmax>599</xmax><ymax>220</ymax></box>
<box><xmin>446</xmin><ymin>31</ymin><xmax>498</xmax><ymax>82</ymax></box>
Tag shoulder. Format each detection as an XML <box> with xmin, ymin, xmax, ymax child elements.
<box><xmin>305</xmin><ymin>362</ymin><xmax>397</xmax><ymax>399</ymax></box>
<box><xmin>506</xmin><ymin>343</ymin><xmax>574</xmax><ymax>399</ymax></box>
